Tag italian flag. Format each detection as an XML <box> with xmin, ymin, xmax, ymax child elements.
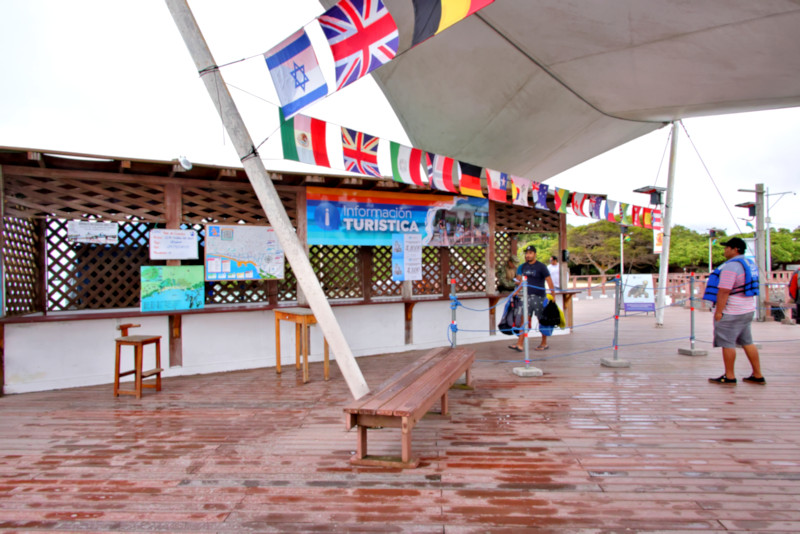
<box><xmin>280</xmin><ymin>111</ymin><xmax>330</xmax><ymax>168</ymax></box>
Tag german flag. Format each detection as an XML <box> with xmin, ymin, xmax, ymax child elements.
<box><xmin>458</xmin><ymin>162</ymin><xmax>484</xmax><ymax>198</ymax></box>
<box><xmin>412</xmin><ymin>0</ymin><xmax>495</xmax><ymax>47</ymax></box>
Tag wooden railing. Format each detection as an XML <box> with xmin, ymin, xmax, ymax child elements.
<box><xmin>564</xmin><ymin>271</ymin><xmax>794</xmax><ymax>303</ymax></box>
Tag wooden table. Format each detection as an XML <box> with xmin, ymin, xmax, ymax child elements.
<box><xmin>274</xmin><ymin>307</ymin><xmax>329</xmax><ymax>383</ymax></box>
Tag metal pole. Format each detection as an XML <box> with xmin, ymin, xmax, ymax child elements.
<box><xmin>522</xmin><ymin>277</ymin><xmax>529</xmax><ymax>368</ymax></box>
<box><xmin>756</xmin><ymin>183</ymin><xmax>767</xmax><ymax>321</ymax></box>
<box><xmin>765</xmin><ymin>186</ymin><xmax>772</xmax><ymax>302</ymax></box>
<box><xmin>164</xmin><ymin>0</ymin><xmax>369</xmax><ymax>399</ymax></box>
<box><xmin>689</xmin><ymin>274</ymin><xmax>696</xmax><ymax>351</ymax></box>
<box><xmin>450</xmin><ymin>278</ymin><xmax>457</xmax><ymax>348</ymax></box>
<box><xmin>708</xmin><ymin>237</ymin><xmax>712</xmax><ymax>273</ymax></box>
<box><xmin>655</xmin><ymin>122</ymin><xmax>679</xmax><ymax>326</ymax></box>
<box><xmin>678</xmin><ymin>271</ymin><xmax>707</xmax><ymax>356</ymax></box>
<box><xmin>613</xmin><ymin>276</ymin><xmax>621</xmax><ymax>360</ymax></box>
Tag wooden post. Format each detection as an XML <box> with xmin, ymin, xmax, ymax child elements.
<box><xmin>404</xmin><ymin>301</ymin><xmax>415</xmax><ymax>345</ymax></box>
<box><xmin>168</xmin><ymin>315</ymin><xmax>182</xmax><ymax>367</ymax></box>
<box><xmin>360</xmin><ymin>246</ymin><xmax>372</xmax><ymax>303</ymax></box>
<box><xmin>165</xmin><ymin>0</ymin><xmax>369</xmax><ymax>399</ymax></box>
<box><xmin>296</xmin><ymin>187</ymin><xmax>308</xmax><ymax>307</ymax></box>
<box><xmin>485</xmin><ymin>200</ymin><xmax>497</xmax><ymax>294</ymax></box>
<box><xmin>164</xmin><ymin>183</ymin><xmax>183</xmax><ymax>367</ymax></box>
<box><xmin>557</xmin><ymin>211</ymin><xmax>568</xmax><ymax>290</ymax></box>
<box><xmin>440</xmin><ymin>248</ymin><xmax>450</xmax><ymax>297</ymax></box>
<box><xmin>35</xmin><ymin>218</ymin><xmax>47</xmax><ymax>315</ymax></box>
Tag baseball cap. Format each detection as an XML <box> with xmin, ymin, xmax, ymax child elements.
<box><xmin>720</xmin><ymin>237</ymin><xmax>746</xmax><ymax>253</ymax></box>
<box><xmin>524</xmin><ymin>245</ymin><xmax>537</xmax><ymax>253</ymax></box>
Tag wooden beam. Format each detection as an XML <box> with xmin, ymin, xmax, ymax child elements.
<box><xmin>165</xmin><ymin>0</ymin><xmax>369</xmax><ymax>399</ymax></box>
<box><xmin>1</xmin><ymin>164</ymin><xmax>252</xmax><ymax>190</ymax></box>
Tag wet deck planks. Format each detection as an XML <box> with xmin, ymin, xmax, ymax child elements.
<box><xmin>1</xmin><ymin>299</ymin><xmax>799</xmax><ymax>532</ymax></box>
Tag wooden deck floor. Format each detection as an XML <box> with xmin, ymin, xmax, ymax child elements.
<box><xmin>1</xmin><ymin>299</ymin><xmax>799</xmax><ymax>532</ymax></box>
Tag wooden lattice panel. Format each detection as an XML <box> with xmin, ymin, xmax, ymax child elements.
<box><xmin>495</xmin><ymin>203</ymin><xmax>560</xmax><ymax>233</ymax></box>
<box><xmin>3</xmin><ymin>174</ymin><xmax>166</xmax><ymax>222</ymax></box>
<box><xmin>277</xmin><ymin>258</ymin><xmax>297</xmax><ymax>302</ymax></box>
<box><xmin>311</xmin><ymin>245</ymin><xmax>362</xmax><ymax>299</ymax></box>
<box><xmin>371</xmin><ymin>246</ymin><xmax>402</xmax><ymax>298</ymax></box>
<box><xmin>46</xmin><ymin>220</ymin><xmax>152</xmax><ymax>311</ymax></box>
<box><xmin>2</xmin><ymin>217</ymin><xmax>40</xmax><ymax>315</ymax></box>
<box><xmin>413</xmin><ymin>247</ymin><xmax>442</xmax><ymax>296</ymax></box>
<box><xmin>449</xmin><ymin>246</ymin><xmax>486</xmax><ymax>293</ymax></box>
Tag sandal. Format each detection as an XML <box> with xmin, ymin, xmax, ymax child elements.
<box><xmin>508</xmin><ymin>346</ymin><xmax>523</xmax><ymax>352</ymax></box>
<box><xmin>534</xmin><ymin>345</ymin><xmax>549</xmax><ymax>351</ymax></box>
<box><xmin>743</xmin><ymin>375</ymin><xmax>766</xmax><ymax>384</ymax></box>
<box><xmin>708</xmin><ymin>375</ymin><xmax>736</xmax><ymax>385</ymax></box>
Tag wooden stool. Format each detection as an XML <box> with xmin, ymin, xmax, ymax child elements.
<box><xmin>114</xmin><ymin>323</ymin><xmax>163</xmax><ymax>399</ymax></box>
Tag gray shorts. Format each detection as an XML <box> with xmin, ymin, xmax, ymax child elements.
<box><xmin>713</xmin><ymin>312</ymin><xmax>754</xmax><ymax>348</ymax></box>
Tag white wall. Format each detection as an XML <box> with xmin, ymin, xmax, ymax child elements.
<box><xmin>3</xmin><ymin>299</ymin><xmax>511</xmax><ymax>394</ymax></box>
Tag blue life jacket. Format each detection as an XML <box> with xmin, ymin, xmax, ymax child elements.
<box><xmin>702</xmin><ymin>256</ymin><xmax>759</xmax><ymax>303</ymax></box>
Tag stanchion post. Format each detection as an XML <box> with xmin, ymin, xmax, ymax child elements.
<box><xmin>601</xmin><ymin>275</ymin><xmax>631</xmax><ymax>367</ymax></box>
<box><xmin>522</xmin><ymin>277</ymin><xmax>529</xmax><ymax>368</ymax></box>
<box><xmin>678</xmin><ymin>272</ymin><xmax>707</xmax><ymax>356</ymax></box>
<box><xmin>450</xmin><ymin>278</ymin><xmax>457</xmax><ymax>348</ymax></box>
<box><xmin>513</xmin><ymin>275</ymin><xmax>543</xmax><ymax>377</ymax></box>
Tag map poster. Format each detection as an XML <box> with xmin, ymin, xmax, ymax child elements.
<box><xmin>204</xmin><ymin>224</ymin><xmax>285</xmax><ymax>281</ymax></box>
<box><xmin>621</xmin><ymin>274</ymin><xmax>656</xmax><ymax>313</ymax></box>
<box><xmin>66</xmin><ymin>220</ymin><xmax>119</xmax><ymax>245</ymax></box>
<box><xmin>140</xmin><ymin>265</ymin><xmax>204</xmax><ymax>312</ymax></box>
<box><xmin>149</xmin><ymin>229</ymin><xmax>199</xmax><ymax>260</ymax></box>
<box><xmin>391</xmin><ymin>233</ymin><xmax>422</xmax><ymax>282</ymax></box>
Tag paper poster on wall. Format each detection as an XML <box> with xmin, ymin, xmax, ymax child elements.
<box><xmin>621</xmin><ymin>274</ymin><xmax>656</xmax><ymax>313</ymax></box>
<box><xmin>204</xmin><ymin>224</ymin><xmax>284</xmax><ymax>281</ymax></box>
<box><xmin>391</xmin><ymin>233</ymin><xmax>422</xmax><ymax>281</ymax></box>
<box><xmin>306</xmin><ymin>187</ymin><xmax>489</xmax><ymax>247</ymax></box>
<box><xmin>149</xmin><ymin>229</ymin><xmax>199</xmax><ymax>260</ymax></box>
<box><xmin>66</xmin><ymin>220</ymin><xmax>119</xmax><ymax>244</ymax></box>
<box><xmin>140</xmin><ymin>265</ymin><xmax>204</xmax><ymax>312</ymax></box>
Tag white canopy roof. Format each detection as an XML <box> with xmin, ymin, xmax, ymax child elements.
<box><xmin>356</xmin><ymin>0</ymin><xmax>800</xmax><ymax>180</ymax></box>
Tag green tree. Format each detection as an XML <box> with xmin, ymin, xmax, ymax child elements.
<box><xmin>769</xmin><ymin>227</ymin><xmax>800</xmax><ymax>267</ymax></box>
<box><xmin>667</xmin><ymin>225</ymin><xmax>725</xmax><ymax>272</ymax></box>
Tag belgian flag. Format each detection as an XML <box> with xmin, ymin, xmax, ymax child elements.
<box><xmin>412</xmin><ymin>0</ymin><xmax>495</xmax><ymax>47</ymax></box>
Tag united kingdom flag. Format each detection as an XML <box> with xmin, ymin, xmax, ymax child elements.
<box><xmin>342</xmin><ymin>127</ymin><xmax>381</xmax><ymax>177</ymax></box>
<box><xmin>318</xmin><ymin>0</ymin><xmax>399</xmax><ymax>91</ymax></box>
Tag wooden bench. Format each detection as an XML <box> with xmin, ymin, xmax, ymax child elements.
<box><xmin>343</xmin><ymin>346</ymin><xmax>475</xmax><ymax>469</ymax></box>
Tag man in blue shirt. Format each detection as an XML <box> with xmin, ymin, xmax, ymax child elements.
<box><xmin>509</xmin><ymin>245</ymin><xmax>556</xmax><ymax>352</ymax></box>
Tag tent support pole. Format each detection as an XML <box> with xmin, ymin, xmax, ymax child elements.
<box><xmin>656</xmin><ymin>122</ymin><xmax>679</xmax><ymax>326</ymax></box>
<box><xmin>164</xmin><ymin>0</ymin><xmax>369</xmax><ymax>399</ymax></box>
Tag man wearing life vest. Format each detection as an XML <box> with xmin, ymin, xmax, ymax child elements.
<box><xmin>704</xmin><ymin>237</ymin><xmax>765</xmax><ymax>385</ymax></box>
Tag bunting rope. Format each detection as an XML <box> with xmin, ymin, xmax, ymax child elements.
<box><xmin>679</xmin><ymin>120</ymin><xmax>743</xmax><ymax>234</ymax></box>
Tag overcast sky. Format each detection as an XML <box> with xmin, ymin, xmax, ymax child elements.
<box><xmin>1</xmin><ymin>0</ymin><xmax>798</xmax><ymax>234</ymax></box>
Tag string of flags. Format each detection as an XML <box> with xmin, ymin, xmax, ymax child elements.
<box><xmin>278</xmin><ymin>111</ymin><xmax>663</xmax><ymax>229</ymax></box>
<box><xmin>264</xmin><ymin>0</ymin><xmax>495</xmax><ymax>119</ymax></box>
<box><xmin>236</xmin><ymin>0</ymin><xmax>661</xmax><ymax>229</ymax></box>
